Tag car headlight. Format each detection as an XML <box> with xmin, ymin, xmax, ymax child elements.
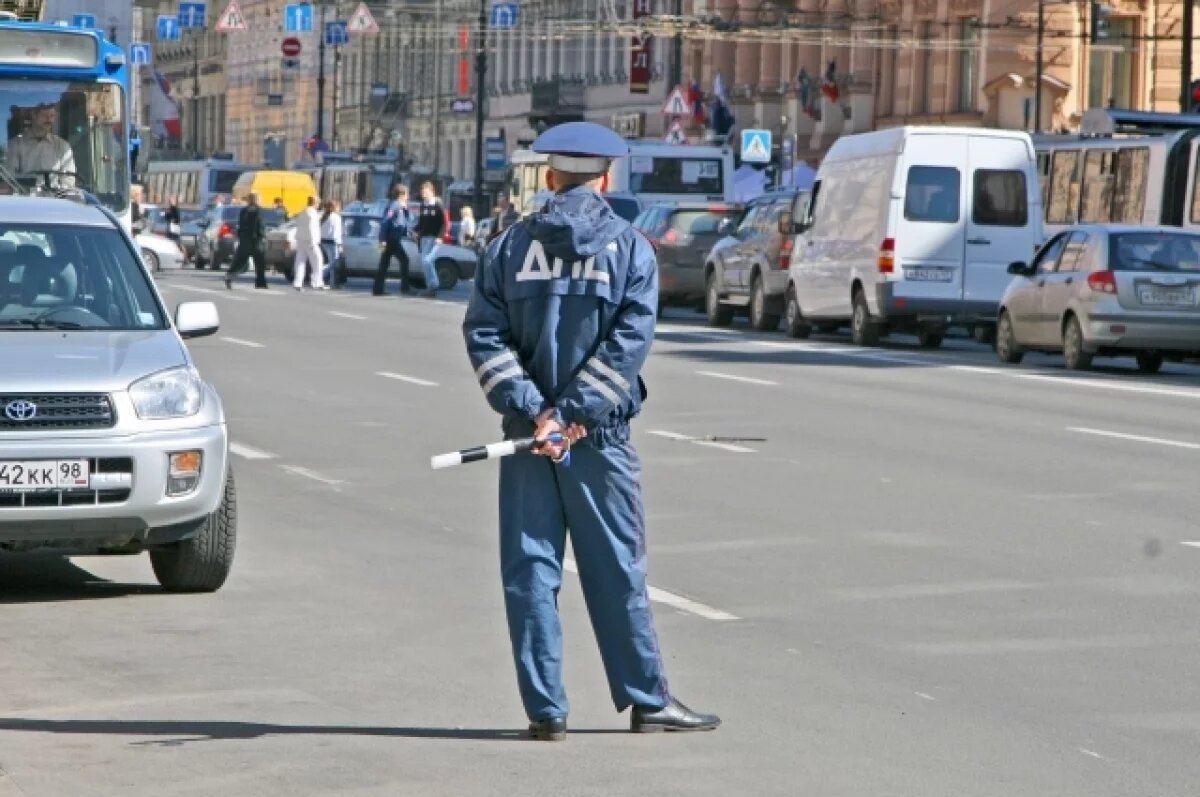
<box><xmin>129</xmin><ymin>366</ymin><xmax>203</xmax><ymax>420</ymax></box>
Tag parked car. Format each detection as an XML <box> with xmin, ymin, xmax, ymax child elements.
<box><xmin>0</xmin><ymin>195</ymin><xmax>236</xmax><ymax>592</ymax></box>
<box><xmin>785</xmin><ymin>126</ymin><xmax>1043</xmax><ymax>347</ymax></box>
<box><xmin>136</xmin><ymin>232</ymin><xmax>187</xmax><ymax>272</ymax></box>
<box><xmin>995</xmin><ymin>225</ymin><xmax>1200</xmax><ymax>372</ymax></box>
<box><xmin>270</xmin><ymin>212</ymin><xmax>478</xmax><ymax>290</ymax></box>
<box><xmin>196</xmin><ymin>205</ymin><xmax>287</xmax><ymax>270</ymax></box>
<box><xmin>151</xmin><ymin>207</ymin><xmax>206</xmax><ymax>263</ymax></box>
<box><xmin>634</xmin><ymin>202</ymin><xmax>742</xmax><ymax>312</ymax></box>
<box><xmin>704</xmin><ymin>188</ymin><xmax>811</xmax><ymax>331</ymax></box>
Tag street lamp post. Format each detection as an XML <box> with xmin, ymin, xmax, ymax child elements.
<box><xmin>317</xmin><ymin>3</ymin><xmax>327</xmax><ymax>143</ymax></box>
<box><xmin>1183</xmin><ymin>0</ymin><xmax>1195</xmax><ymax>112</ymax></box>
<box><xmin>192</xmin><ymin>29</ymin><xmax>201</xmax><ymax>155</ymax></box>
<box><xmin>472</xmin><ymin>0</ymin><xmax>487</xmax><ymax>214</ymax></box>
<box><xmin>1033</xmin><ymin>0</ymin><xmax>1044</xmax><ymax>134</ymax></box>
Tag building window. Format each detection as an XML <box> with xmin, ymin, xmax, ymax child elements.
<box><xmin>1088</xmin><ymin>17</ymin><xmax>1136</xmax><ymax>110</ymax></box>
<box><xmin>955</xmin><ymin>17</ymin><xmax>979</xmax><ymax>113</ymax></box>
<box><xmin>915</xmin><ymin>21</ymin><xmax>933</xmax><ymax>115</ymax></box>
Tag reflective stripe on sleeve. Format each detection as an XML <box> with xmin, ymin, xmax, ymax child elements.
<box><xmin>481</xmin><ymin>364</ymin><xmax>525</xmax><ymax>396</ymax></box>
<box><xmin>578</xmin><ymin>370</ymin><xmax>622</xmax><ymax>406</ymax></box>
<box><xmin>585</xmin><ymin>356</ymin><xmax>631</xmax><ymax>396</ymax></box>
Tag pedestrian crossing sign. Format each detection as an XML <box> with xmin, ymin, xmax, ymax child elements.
<box><xmin>347</xmin><ymin>2</ymin><xmax>379</xmax><ymax>34</ymax></box>
<box><xmin>214</xmin><ymin>0</ymin><xmax>247</xmax><ymax>31</ymax></box>
<box><xmin>662</xmin><ymin>86</ymin><xmax>689</xmax><ymax>117</ymax></box>
<box><xmin>740</xmin><ymin>128</ymin><xmax>771</xmax><ymax>163</ymax></box>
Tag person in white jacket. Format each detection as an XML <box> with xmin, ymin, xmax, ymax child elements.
<box><xmin>292</xmin><ymin>196</ymin><xmax>327</xmax><ymax>290</ymax></box>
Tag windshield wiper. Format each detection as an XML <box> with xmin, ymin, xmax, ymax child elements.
<box><xmin>0</xmin><ymin>318</ymin><xmax>84</xmax><ymax>330</ymax></box>
<box><xmin>1131</xmin><ymin>258</ymin><xmax>1180</xmax><ymax>271</ymax></box>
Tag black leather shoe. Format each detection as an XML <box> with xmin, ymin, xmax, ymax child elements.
<box><xmin>631</xmin><ymin>698</ymin><xmax>720</xmax><ymax>733</ymax></box>
<box><xmin>528</xmin><ymin>717</ymin><xmax>567</xmax><ymax>741</ymax></box>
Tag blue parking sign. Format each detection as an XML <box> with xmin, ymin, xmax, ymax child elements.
<box><xmin>489</xmin><ymin>3</ymin><xmax>518</xmax><ymax>29</ymax></box>
<box><xmin>130</xmin><ymin>42</ymin><xmax>152</xmax><ymax>65</ymax></box>
<box><xmin>156</xmin><ymin>15</ymin><xmax>181</xmax><ymax>41</ymax></box>
<box><xmin>71</xmin><ymin>13</ymin><xmax>96</xmax><ymax>29</ymax></box>
<box><xmin>284</xmin><ymin>3</ymin><xmax>314</xmax><ymax>32</ymax></box>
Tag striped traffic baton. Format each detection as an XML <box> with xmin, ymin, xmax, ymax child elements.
<box><xmin>430</xmin><ymin>433</ymin><xmax>570</xmax><ymax>470</ymax></box>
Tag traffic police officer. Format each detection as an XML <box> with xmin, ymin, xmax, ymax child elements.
<box><xmin>462</xmin><ymin>122</ymin><xmax>720</xmax><ymax>741</ymax></box>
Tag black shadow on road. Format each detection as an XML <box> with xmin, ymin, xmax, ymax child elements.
<box><xmin>0</xmin><ymin>556</ymin><xmax>157</xmax><ymax>604</ymax></box>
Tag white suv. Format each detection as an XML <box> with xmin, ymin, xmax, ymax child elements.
<box><xmin>0</xmin><ymin>197</ymin><xmax>235</xmax><ymax>592</ymax></box>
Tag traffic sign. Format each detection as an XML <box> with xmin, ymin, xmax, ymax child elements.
<box><xmin>284</xmin><ymin>3</ymin><xmax>314</xmax><ymax>33</ymax></box>
<box><xmin>740</xmin><ymin>129</ymin><xmax>771</xmax><ymax>163</ymax></box>
<box><xmin>214</xmin><ymin>0</ymin><xmax>247</xmax><ymax>32</ymax></box>
<box><xmin>71</xmin><ymin>13</ymin><xmax>95</xmax><ymax>29</ymax></box>
<box><xmin>662</xmin><ymin>85</ymin><xmax>689</xmax><ymax>116</ymax></box>
<box><xmin>156</xmin><ymin>15</ymin><xmax>181</xmax><ymax>41</ymax></box>
<box><xmin>178</xmin><ymin>2</ymin><xmax>207</xmax><ymax>29</ymax></box>
<box><xmin>130</xmin><ymin>42</ymin><xmax>152</xmax><ymax>65</ymax></box>
<box><xmin>664</xmin><ymin>121</ymin><xmax>686</xmax><ymax>144</ymax></box>
<box><xmin>485</xmin><ymin>136</ymin><xmax>506</xmax><ymax>169</ymax></box>
<box><xmin>346</xmin><ymin>2</ymin><xmax>379</xmax><ymax>34</ymax></box>
<box><xmin>325</xmin><ymin>20</ymin><xmax>349</xmax><ymax>46</ymax></box>
<box><xmin>281</xmin><ymin>57</ymin><xmax>301</xmax><ymax>69</ymax></box>
<box><xmin>452</xmin><ymin>98</ymin><xmax>476</xmax><ymax>114</ymax></box>
<box><xmin>281</xmin><ymin>37</ymin><xmax>302</xmax><ymax>56</ymax></box>
<box><xmin>489</xmin><ymin>3</ymin><xmax>518</xmax><ymax>29</ymax></box>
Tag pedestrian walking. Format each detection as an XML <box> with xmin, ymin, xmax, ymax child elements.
<box><xmin>373</xmin><ymin>185</ymin><xmax>413</xmax><ymax>296</ymax></box>
<box><xmin>415</xmin><ymin>181</ymin><xmax>444</xmax><ymax>298</ymax></box>
<box><xmin>458</xmin><ymin>206</ymin><xmax>476</xmax><ymax>247</ymax></box>
<box><xmin>224</xmin><ymin>192</ymin><xmax>269</xmax><ymax>289</ymax></box>
<box><xmin>273</xmin><ymin>197</ymin><xmax>288</xmax><ymax>219</ymax></box>
<box><xmin>488</xmin><ymin>192</ymin><xmax>519</xmax><ymax>242</ymax></box>
<box><xmin>292</xmin><ymin>196</ymin><xmax>326</xmax><ymax>291</ymax></box>
<box><xmin>461</xmin><ymin>122</ymin><xmax>720</xmax><ymax>741</ymax></box>
<box><xmin>320</xmin><ymin>200</ymin><xmax>345</xmax><ymax>288</ymax></box>
<box><xmin>163</xmin><ymin>195</ymin><xmax>182</xmax><ymax>247</ymax></box>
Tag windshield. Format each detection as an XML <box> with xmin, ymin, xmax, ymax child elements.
<box><xmin>0</xmin><ymin>80</ymin><xmax>127</xmax><ymax>213</ymax></box>
<box><xmin>0</xmin><ymin>223</ymin><xmax>165</xmax><ymax>330</ymax></box>
<box><xmin>627</xmin><ymin>157</ymin><xmax>724</xmax><ymax>197</ymax></box>
<box><xmin>1110</xmin><ymin>232</ymin><xmax>1200</xmax><ymax>272</ymax></box>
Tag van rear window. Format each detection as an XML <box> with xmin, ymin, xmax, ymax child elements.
<box><xmin>904</xmin><ymin>166</ymin><xmax>960</xmax><ymax>223</ymax></box>
<box><xmin>973</xmin><ymin>170</ymin><xmax>1028</xmax><ymax>226</ymax></box>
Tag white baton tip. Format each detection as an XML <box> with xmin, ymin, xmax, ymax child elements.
<box><xmin>430</xmin><ymin>453</ymin><xmax>460</xmax><ymax>470</ymax></box>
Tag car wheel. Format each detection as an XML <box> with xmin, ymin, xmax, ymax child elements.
<box><xmin>705</xmin><ymin>271</ymin><xmax>733</xmax><ymax>327</ymax></box>
<box><xmin>850</xmin><ymin>288</ymin><xmax>880</xmax><ymax>347</ymax></box>
<box><xmin>435</xmin><ymin>259</ymin><xmax>459</xmax><ymax>291</ymax></box>
<box><xmin>995</xmin><ymin>311</ymin><xmax>1024</xmax><ymax>364</ymax></box>
<box><xmin>749</xmin><ymin>275</ymin><xmax>780</xmax><ymax>331</ymax></box>
<box><xmin>141</xmin><ymin>248</ymin><xmax>160</xmax><ymax>272</ymax></box>
<box><xmin>1062</xmin><ymin>315</ymin><xmax>1093</xmax><ymax>371</ymax></box>
<box><xmin>195</xmin><ymin>258</ymin><xmax>208</xmax><ymax>270</ymax></box>
<box><xmin>150</xmin><ymin>470</ymin><xmax>237</xmax><ymax>593</ymax></box>
<box><xmin>1136</xmin><ymin>351</ymin><xmax>1164</xmax><ymax>374</ymax></box>
<box><xmin>784</xmin><ymin>287</ymin><xmax>811</xmax><ymax>339</ymax></box>
<box><xmin>917</xmin><ymin>327</ymin><xmax>944</xmax><ymax>349</ymax></box>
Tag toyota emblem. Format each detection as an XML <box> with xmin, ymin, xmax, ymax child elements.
<box><xmin>4</xmin><ymin>400</ymin><xmax>37</xmax><ymax>421</ymax></box>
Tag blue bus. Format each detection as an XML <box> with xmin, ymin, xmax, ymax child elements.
<box><xmin>0</xmin><ymin>19</ymin><xmax>131</xmax><ymax>226</ymax></box>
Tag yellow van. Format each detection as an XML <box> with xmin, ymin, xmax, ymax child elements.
<box><xmin>231</xmin><ymin>170</ymin><xmax>318</xmax><ymax>217</ymax></box>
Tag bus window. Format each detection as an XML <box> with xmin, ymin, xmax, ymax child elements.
<box><xmin>628</xmin><ymin>157</ymin><xmax>724</xmax><ymax>197</ymax></box>
<box><xmin>211</xmin><ymin>168</ymin><xmax>244</xmax><ymax>197</ymax></box>
<box><xmin>1046</xmin><ymin>150</ymin><xmax>1080</xmax><ymax>225</ymax></box>
<box><xmin>1111</xmin><ymin>147</ymin><xmax>1148</xmax><ymax>223</ymax></box>
<box><xmin>1079</xmin><ymin>150</ymin><xmax>1113</xmax><ymax>223</ymax></box>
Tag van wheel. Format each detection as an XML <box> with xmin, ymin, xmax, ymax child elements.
<box><xmin>917</xmin><ymin>327</ymin><xmax>944</xmax><ymax>349</ymax></box>
<box><xmin>705</xmin><ymin>272</ymin><xmax>733</xmax><ymax>327</ymax></box>
<box><xmin>1062</xmin><ymin>315</ymin><xmax>1093</xmax><ymax>371</ymax></box>
<box><xmin>995</xmin><ymin>311</ymin><xmax>1024</xmax><ymax>364</ymax></box>
<box><xmin>749</xmin><ymin>275</ymin><xmax>780</xmax><ymax>331</ymax></box>
<box><xmin>435</xmin><ymin>259</ymin><xmax>459</xmax><ymax>291</ymax></box>
<box><xmin>1136</xmin><ymin>351</ymin><xmax>1164</xmax><ymax>374</ymax></box>
<box><xmin>784</xmin><ymin>288</ymin><xmax>811</xmax><ymax>339</ymax></box>
<box><xmin>850</xmin><ymin>289</ymin><xmax>880</xmax><ymax>347</ymax></box>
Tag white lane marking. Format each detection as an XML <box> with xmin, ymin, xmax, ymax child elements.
<box><xmin>172</xmin><ymin>284</ymin><xmax>247</xmax><ymax>301</ymax></box>
<box><xmin>1067</xmin><ymin>427</ymin><xmax>1200</xmax><ymax>451</ymax></box>
<box><xmin>914</xmin><ymin>692</ymin><xmax>938</xmax><ymax>702</ymax></box>
<box><xmin>220</xmin><ymin>336</ymin><xmax>264</xmax><ymax>349</ymax></box>
<box><xmin>657</xmin><ymin>324</ymin><xmax>740</xmax><ymax>336</ymax></box>
<box><xmin>563</xmin><ymin>558</ymin><xmax>739</xmax><ymax>622</ymax></box>
<box><xmin>376</xmin><ymin>371</ymin><xmax>439</xmax><ymax>387</ymax></box>
<box><xmin>696</xmin><ymin>370</ymin><xmax>778</xmax><ymax>386</ymax></box>
<box><xmin>1018</xmin><ymin>373</ymin><xmax>1200</xmax><ymax>400</ymax></box>
<box><xmin>329</xmin><ymin>310</ymin><xmax>367</xmax><ymax>320</ymax></box>
<box><xmin>229</xmin><ymin>442</ymin><xmax>276</xmax><ymax>460</ymax></box>
<box><xmin>280</xmin><ymin>465</ymin><xmax>344</xmax><ymax>488</ymax></box>
<box><xmin>1079</xmin><ymin>748</ymin><xmax>1107</xmax><ymax>761</ymax></box>
<box><xmin>1180</xmin><ymin>542</ymin><xmax>1200</xmax><ymax>549</ymax></box>
<box><xmin>647</xmin><ymin>429</ymin><xmax>757</xmax><ymax>453</ymax></box>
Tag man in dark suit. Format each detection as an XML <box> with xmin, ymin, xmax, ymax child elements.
<box><xmin>225</xmin><ymin>192</ymin><xmax>269</xmax><ymax>289</ymax></box>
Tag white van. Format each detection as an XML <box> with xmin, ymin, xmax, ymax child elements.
<box><xmin>784</xmin><ymin>127</ymin><xmax>1043</xmax><ymax>348</ymax></box>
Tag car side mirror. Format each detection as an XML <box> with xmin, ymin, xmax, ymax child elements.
<box><xmin>777</xmin><ymin>212</ymin><xmax>793</xmax><ymax>234</ymax></box>
<box><xmin>1007</xmin><ymin>261</ymin><xmax>1031</xmax><ymax>276</ymax></box>
<box><xmin>175</xmin><ymin>301</ymin><xmax>219</xmax><ymax>339</ymax></box>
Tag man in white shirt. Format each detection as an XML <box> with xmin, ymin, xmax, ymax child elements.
<box><xmin>7</xmin><ymin>104</ymin><xmax>76</xmax><ymax>189</ymax></box>
<box><xmin>292</xmin><ymin>196</ymin><xmax>327</xmax><ymax>290</ymax></box>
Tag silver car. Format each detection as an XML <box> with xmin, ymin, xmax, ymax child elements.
<box><xmin>996</xmin><ymin>224</ymin><xmax>1200</xmax><ymax>373</ymax></box>
<box><xmin>0</xmin><ymin>197</ymin><xmax>236</xmax><ymax>592</ymax></box>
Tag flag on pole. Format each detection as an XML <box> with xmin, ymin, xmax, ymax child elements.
<box><xmin>150</xmin><ymin>70</ymin><xmax>182</xmax><ymax>143</ymax></box>
<box><xmin>708</xmin><ymin>72</ymin><xmax>735</xmax><ymax>136</ymax></box>
<box><xmin>688</xmin><ymin>80</ymin><xmax>706</xmax><ymax>126</ymax></box>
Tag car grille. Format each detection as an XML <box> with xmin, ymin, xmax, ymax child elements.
<box><xmin>0</xmin><ymin>457</ymin><xmax>133</xmax><ymax>508</ymax></box>
<box><xmin>0</xmin><ymin>394</ymin><xmax>115</xmax><ymax>431</ymax></box>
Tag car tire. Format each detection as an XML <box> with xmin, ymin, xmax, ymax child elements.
<box><xmin>850</xmin><ymin>289</ymin><xmax>880</xmax><ymax>347</ymax></box>
<box><xmin>705</xmin><ymin>272</ymin><xmax>733</xmax><ymax>327</ymax></box>
<box><xmin>784</xmin><ymin>287</ymin><xmax>811</xmax><ymax>339</ymax></box>
<box><xmin>1136</xmin><ymin>351</ymin><xmax>1164</xmax><ymax>374</ymax></box>
<box><xmin>995</xmin><ymin>311</ymin><xmax>1024</xmax><ymax>364</ymax></box>
<box><xmin>1062</xmin><ymin>315</ymin><xmax>1093</xmax><ymax>371</ymax></box>
<box><xmin>150</xmin><ymin>470</ymin><xmax>237</xmax><ymax>593</ymax></box>
<box><xmin>141</xmin><ymin>249</ymin><xmax>160</xmax><ymax>273</ymax></box>
<box><xmin>917</xmin><ymin>327</ymin><xmax>944</xmax><ymax>349</ymax></box>
<box><xmin>435</xmin><ymin>259</ymin><xmax>459</xmax><ymax>291</ymax></box>
<box><xmin>195</xmin><ymin>258</ymin><xmax>208</xmax><ymax>270</ymax></box>
<box><xmin>749</xmin><ymin>275</ymin><xmax>780</xmax><ymax>331</ymax></box>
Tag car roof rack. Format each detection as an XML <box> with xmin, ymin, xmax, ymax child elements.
<box><xmin>52</xmin><ymin>187</ymin><xmax>103</xmax><ymax>208</ymax></box>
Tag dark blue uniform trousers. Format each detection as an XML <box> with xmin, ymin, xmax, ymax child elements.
<box><xmin>499</xmin><ymin>437</ymin><xmax>670</xmax><ymax>721</ymax></box>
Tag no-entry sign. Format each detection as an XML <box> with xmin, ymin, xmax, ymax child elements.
<box><xmin>281</xmin><ymin>37</ymin><xmax>302</xmax><ymax>57</ymax></box>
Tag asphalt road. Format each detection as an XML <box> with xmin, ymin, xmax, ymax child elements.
<box><xmin>2</xmin><ymin>266</ymin><xmax>1200</xmax><ymax>796</ymax></box>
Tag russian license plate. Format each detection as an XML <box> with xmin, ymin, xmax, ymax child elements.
<box><xmin>905</xmin><ymin>267</ymin><xmax>953</xmax><ymax>282</ymax></box>
<box><xmin>1138</xmin><ymin>286</ymin><xmax>1195</xmax><ymax>306</ymax></box>
<box><xmin>0</xmin><ymin>460</ymin><xmax>90</xmax><ymax>491</ymax></box>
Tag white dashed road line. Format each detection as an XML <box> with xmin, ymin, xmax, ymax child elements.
<box><xmin>1179</xmin><ymin>542</ymin><xmax>1200</xmax><ymax>550</ymax></box>
<box><xmin>229</xmin><ymin>442</ymin><xmax>276</xmax><ymax>460</ymax></box>
<box><xmin>329</xmin><ymin>311</ymin><xmax>367</xmax><ymax>320</ymax></box>
<box><xmin>647</xmin><ymin>429</ymin><xmax>757</xmax><ymax>454</ymax></box>
<box><xmin>220</xmin><ymin>336</ymin><xmax>265</xmax><ymax>349</ymax></box>
<box><xmin>281</xmin><ymin>465</ymin><xmax>344</xmax><ymax>488</ymax></box>
<box><xmin>172</xmin><ymin>284</ymin><xmax>247</xmax><ymax>301</ymax></box>
<box><xmin>563</xmin><ymin>558</ymin><xmax>739</xmax><ymax>622</ymax></box>
<box><xmin>696</xmin><ymin>370</ymin><xmax>778</xmax><ymax>386</ymax></box>
<box><xmin>1067</xmin><ymin>427</ymin><xmax>1200</xmax><ymax>451</ymax></box>
<box><xmin>376</xmin><ymin>371</ymin><xmax>439</xmax><ymax>387</ymax></box>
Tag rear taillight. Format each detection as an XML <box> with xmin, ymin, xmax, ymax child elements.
<box><xmin>1087</xmin><ymin>270</ymin><xmax>1118</xmax><ymax>295</ymax></box>
<box><xmin>878</xmin><ymin>237</ymin><xmax>895</xmax><ymax>274</ymax></box>
<box><xmin>443</xmin><ymin>208</ymin><xmax>454</xmax><ymax>243</ymax></box>
<box><xmin>779</xmin><ymin>236</ymin><xmax>794</xmax><ymax>269</ymax></box>
<box><xmin>218</xmin><ymin>223</ymin><xmax>234</xmax><ymax>238</ymax></box>
<box><xmin>660</xmin><ymin>229</ymin><xmax>693</xmax><ymax>248</ymax></box>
